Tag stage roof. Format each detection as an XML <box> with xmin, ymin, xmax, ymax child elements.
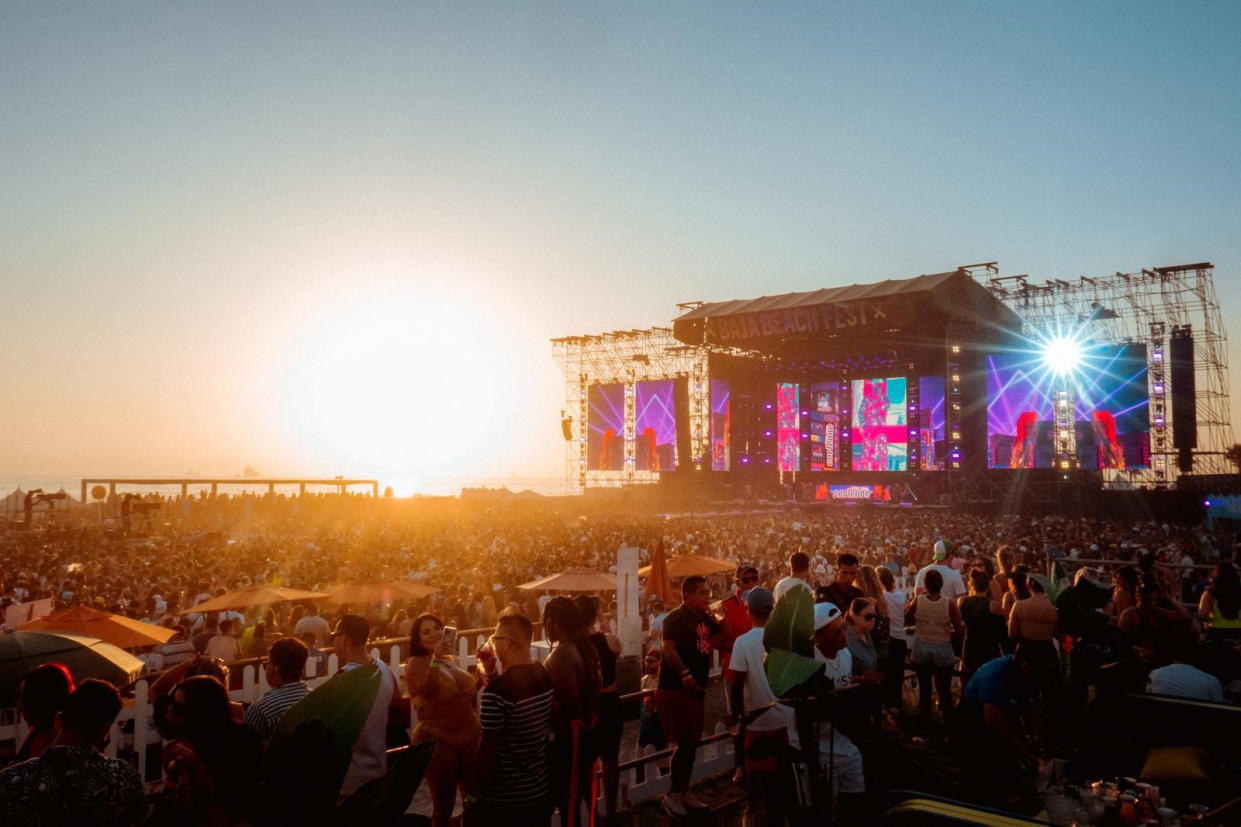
<box><xmin>672</xmin><ymin>269</ymin><xmax>1022</xmax><ymax>357</ymax></box>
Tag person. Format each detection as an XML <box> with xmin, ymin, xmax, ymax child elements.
<box><xmin>877</xmin><ymin>566</ymin><xmax>910</xmax><ymax>710</ymax></box>
<box><xmin>543</xmin><ymin>596</ymin><xmax>600</xmax><ymax>827</ymax></box>
<box><xmin>404</xmin><ymin>612</ymin><xmax>480</xmax><ymax>827</ymax></box>
<box><xmin>190</xmin><ymin>613</ymin><xmax>219</xmax><ymax>654</ymax></box>
<box><xmin>242</xmin><ymin>637</ymin><xmax>311</xmax><ymax>741</ymax></box>
<box><xmin>774</xmin><ymin>551</ymin><xmax>813</xmax><ymax>602</ymax></box>
<box><xmin>915</xmin><ymin>540</ymin><xmax>966</xmax><ymax>602</ymax></box>
<box><xmin>1120</xmin><ymin>582</ymin><xmax>1192</xmax><ymax>664</ymax></box>
<box><xmin>1197</xmin><ymin>561</ymin><xmax>1241</xmax><ymax>634</ymax></box>
<box><xmin>473</xmin><ymin>612</ymin><xmax>555</xmax><ymax>826</ymax></box>
<box><xmin>1007</xmin><ymin>577</ymin><xmax>1058</xmax><ymax>667</ymax></box>
<box><xmin>845</xmin><ymin>598</ymin><xmax>884</xmax><ymax>688</ymax></box>
<box><xmin>959</xmin><ymin>568</ymin><xmax>1007</xmax><ymax>685</ymax></box>
<box><xmin>575</xmin><ymin>594</ymin><xmax>622</xmax><ymax>827</ymax></box>
<box><xmin>658</xmin><ymin>575</ymin><xmax>730</xmax><ymax>817</ymax></box>
<box><xmin>988</xmin><ymin>546</ymin><xmax>1015</xmax><ymax>617</ymax></box>
<box><xmin>0</xmin><ymin>679</ymin><xmax>147</xmax><ymax>826</ymax></box>
<box><xmin>720</xmin><ymin>564</ymin><xmax>758</xmax><ymax>784</ymax></box>
<box><xmin>1147</xmin><ymin>632</ymin><xmax>1224</xmax><ymax>702</ymax></box>
<box><xmin>157</xmin><ymin>674</ymin><xmax>262</xmax><ymax>824</ymax></box>
<box><xmin>11</xmin><ymin>662</ymin><xmax>74</xmax><ymax>764</ymax></box>
<box><xmin>820</xmin><ymin>552</ymin><xmax>864</xmax><ymax>610</ymax></box>
<box><xmin>811</xmin><ymin>602</ymin><xmax>866</xmax><ymax>800</ymax></box>
<box><xmin>334</xmin><ymin>613</ymin><xmax>402</xmax><ymax>802</ymax></box>
<box><xmin>205</xmin><ymin>617</ymin><xmax>241</xmax><ymax>663</ymax></box>
<box><xmin>907</xmin><ymin>568</ymin><xmax>964</xmax><ymax>725</ymax></box>
<box><xmin>638</xmin><ymin>647</ymin><xmax>667</xmax><ymax>750</ymax></box>
<box><xmin>1001</xmin><ymin>566</ymin><xmax>1033</xmax><ymax>616</ymax></box>
<box><xmin>293</xmin><ymin>603</ymin><xmax>331</xmax><ymax>647</ymax></box>
<box><xmin>727</xmin><ymin>586</ymin><xmax>798</xmax><ymax>825</ymax></box>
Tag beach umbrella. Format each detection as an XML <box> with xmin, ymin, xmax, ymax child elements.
<box><xmin>640</xmin><ymin>552</ymin><xmax>737</xmax><ymax>579</ymax></box>
<box><xmin>324</xmin><ymin>582</ymin><xmax>441</xmax><ymax>604</ymax></box>
<box><xmin>0</xmin><ymin>629</ymin><xmax>145</xmax><ymax>707</ymax></box>
<box><xmin>19</xmin><ymin>605</ymin><xmax>177</xmax><ymax>649</ymax></box>
<box><xmin>517</xmin><ymin>568</ymin><xmax>617</xmax><ymax>592</ymax></box>
<box><xmin>642</xmin><ymin>542</ymin><xmax>675</xmax><ymax>606</ymax></box>
<box><xmin>189</xmin><ymin>584</ymin><xmax>328</xmax><ymax>613</ymax></box>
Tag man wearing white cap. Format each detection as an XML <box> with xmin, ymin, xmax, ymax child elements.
<box><xmin>915</xmin><ymin>539</ymin><xmax>965</xmax><ymax>602</ymax></box>
<box><xmin>811</xmin><ymin>602</ymin><xmax>865</xmax><ymax>799</ymax></box>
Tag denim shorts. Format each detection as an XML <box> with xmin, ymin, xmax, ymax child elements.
<box><xmin>910</xmin><ymin>639</ymin><xmax>957</xmax><ymax>669</ymax></box>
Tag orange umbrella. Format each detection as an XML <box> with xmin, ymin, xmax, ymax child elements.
<box><xmin>518</xmin><ymin>568</ymin><xmax>616</xmax><ymax>592</ymax></box>
<box><xmin>640</xmin><ymin>552</ymin><xmax>737</xmax><ymax>580</ymax></box>
<box><xmin>324</xmin><ymin>582</ymin><xmax>441</xmax><ymax>604</ymax></box>
<box><xmin>642</xmin><ymin>542</ymin><xmax>674</xmax><ymax>606</ymax></box>
<box><xmin>20</xmin><ymin>605</ymin><xmax>177</xmax><ymax>649</ymax></box>
<box><xmin>189</xmin><ymin>584</ymin><xmax>328</xmax><ymax>613</ymax></box>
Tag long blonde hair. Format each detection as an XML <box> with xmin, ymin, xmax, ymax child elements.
<box><xmin>857</xmin><ymin>565</ymin><xmax>889</xmax><ymax>619</ymax></box>
<box><xmin>995</xmin><ymin>545</ymin><xmax>1014</xmax><ymax>576</ymax></box>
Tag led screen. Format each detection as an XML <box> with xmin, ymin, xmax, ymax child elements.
<box><xmin>777</xmin><ymin>382</ymin><xmax>800</xmax><ymax>472</ymax></box>
<box><xmin>918</xmin><ymin>375</ymin><xmax>946</xmax><ymax>471</ymax></box>
<box><xmin>815</xmin><ymin>483</ymin><xmax>895</xmax><ymax>502</ymax></box>
<box><xmin>635</xmin><ymin>380</ymin><xmax>677</xmax><ymax>471</ymax></box>
<box><xmin>808</xmin><ymin>382</ymin><xmax>841</xmax><ymax>472</ymax></box>
<box><xmin>587</xmin><ymin>383</ymin><xmax>624</xmax><ymax>471</ymax></box>
<box><xmin>710</xmin><ymin>378</ymin><xmax>730</xmax><ymax>472</ymax></box>
<box><xmin>986</xmin><ymin>343</ymin><xmax>1149</xmax><ymax>469</ymax></box>
<box><xmin>851</xmin><ymin>377</ymin><xmax>908</xmax><ymax>471</ymax></box>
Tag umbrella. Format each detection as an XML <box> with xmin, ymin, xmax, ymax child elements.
<box><xmin>0</xmin><ymin>629</ymin><xmax>145</xmax><ymax>707</ymax></box>
<box><xmin>643</xmin><ymin>542</ymin><xmax>674</xmax><ymax>606</ymax></box>
<box><xmin>189</xmin><ymin>584</ymin><xmax>328</xmax><ymax>613</ymax></box>
<box><xmin>324</xmin><ymin>582</ymin><xmax>441</xmax><ymax>604</ymax></box>
<box><xmin>640</xmin><ymin>552</ymin><xmax>737</xmax><ymax>579</ymax></box>
<box><xmin>19</xmin><ymin>605</ymin><xmax>177</xmax><ymax>649</ymax></box>
<box><xmin>517</xmin><ymin>568</ymin><xmax>617</xmax><ymax>592</ymax></box>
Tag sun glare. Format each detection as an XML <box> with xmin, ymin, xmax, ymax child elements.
<box><xmin>1041</xmin><ymin>336</ymin><xmax>1085</xmax><ymax>377</ymax></box>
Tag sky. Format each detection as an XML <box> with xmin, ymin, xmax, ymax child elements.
<box><xmin>2</xmin><ymin>2</ymin><xmax>1239</xmax><ymax>495</ymax></box>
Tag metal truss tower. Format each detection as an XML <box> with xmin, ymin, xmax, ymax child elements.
<box><xmin>974</xmin><ymin>262</ymin><xmax>1234</xmax><ymax>486</ymax></box>
<box><xmin>552</xmin><ymin>328</ymin><xmax>708</xmax><ymax>493</ymax></box>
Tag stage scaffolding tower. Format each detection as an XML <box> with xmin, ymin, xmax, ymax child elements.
<box><xmin>974</xmin><ymin>262</ymin><xmax>1234</xmax><ymax>487</ymax></box>
<box><xmin>552</xmin><ymin>328</ymin><xmax>709</xmax><ymax>494</ymax></box>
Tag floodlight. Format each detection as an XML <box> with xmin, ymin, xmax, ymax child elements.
<box><xmin>1042</xmin><ymin>337</ymin><xmax>1084</xmax><ymax>376</ymax></box>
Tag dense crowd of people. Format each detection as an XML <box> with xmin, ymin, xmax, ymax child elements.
<box><xmin>0</xmin><ymin>493</ymin><xmax>1238</xmax><ymax>824</ymax></box>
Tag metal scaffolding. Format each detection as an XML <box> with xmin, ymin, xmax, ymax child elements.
<box><xmin>974</xmin><ymin>262</ymin><xmax>1234</xmax><ymax>486</ymax></box>
<box><xmin>552</xmin><ymin>328</ymin><xmax>708</xmax><ymax>493</ymax></box>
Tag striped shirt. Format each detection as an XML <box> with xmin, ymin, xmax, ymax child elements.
<box><xmin>479</xmin><ymin>663</ymin><xmax>554</xmax><ymax>805</ymax></box>
<box><xmin>242</xmin><ymin>681</ymin><xmax>311</xmax><ymax>740</ymax></box>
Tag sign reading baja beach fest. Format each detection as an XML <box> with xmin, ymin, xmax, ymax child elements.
<box><xmin>705</xmin><ymin>299</ymin><xmax>889</xmax><ymax>344</ymax></box>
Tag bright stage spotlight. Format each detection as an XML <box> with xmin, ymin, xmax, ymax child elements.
<box><xmin>1041</xmin><ymin>336</ymin><xmax>1085</xmax><ymax>376</ymax></box>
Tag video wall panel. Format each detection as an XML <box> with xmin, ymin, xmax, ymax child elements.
<box><xmin>851</xmin><ymin>377</ymin><xmax>908</xmax><ymax>471</ymax></box>
<box><xmin>710</xmin><ymin>378</ymin><xmax>730</xmax><ymax>472</ymax></box>
<box><xmin>587</xmin><ymin>383</ymin><xmax>624</xmax><ymax>471</ymax></box>
<box><xmin>986</xmin><ymin>343</ymin><xmax>1150</xmax><ymax>469</ymax></box>
<box><xmin>635</xmin><ymin>380</ymin><xmax>678</xmax><ymax>471</ymax></box>
<box><xmin>808</xmin><ymin>382</ymin><xmax>841</xmax><ymax>472</ymax></box>
<box><xmin>777</xmin><ymin>382</ymin><xmax>800</xmax><ymax>472</ymax></box>
<box><xmin>918</xmin><ymin>375</ymin><xmax>946</xmax><ymax>471</ymax></box>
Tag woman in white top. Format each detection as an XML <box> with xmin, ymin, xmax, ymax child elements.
<box><xmin>906</xmin><ymin>568</ymin><xmax>964</xmax><ymax>725</ymax></box>
<box><xmin>877</xmin><ymin>566</ymin><xmax>910</xmax><ymax>710</ymax></box>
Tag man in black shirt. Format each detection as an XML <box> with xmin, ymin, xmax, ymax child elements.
<box><xmin>820</xmin><ymin>552</ymin><xmax>864</xmax><ymax>610</ymax></box>
<box><xmin>474</xmin><ymin>613</ymin><xmax>555</xmax><ymax>826</ymax></box>
<box><xmin>658</xmin><ymin>575</ymin><xmax>731</xmax><ymax>816</ymax></box>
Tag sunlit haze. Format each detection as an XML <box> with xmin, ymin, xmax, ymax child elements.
<box><xmin>2</xmin><ymin>3</ymin><xmax>1239</xmax><ymax>494</ymax></box>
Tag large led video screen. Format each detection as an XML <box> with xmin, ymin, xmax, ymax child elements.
<box><xmin>777</xmin><ymin>382</ymin><xmax>800</xmax><ymax>472</ymax></box>
<box><xmin>710</xmin><ymin>378</ymin><xmax>730</xmax><ymax>472</ymax></box>
<box><xmin>851</xmin><ymin>377</ymin><xmax>908</xmax><ymax>471</ymax></box>
<box><xmin>635</xmin><ymin>380</ymin><xmax>677</xmax><ymax>471</ymax></box>
<box><xmin>918</xmin><ymin>375</ymin><xmax>946</xmax><ymax>471</ymax></box>
<box><xmin>808</xmin><ymin>382</ymin><xmax>841</xmax><ymax>472</ymax></box>
<box><xmin>986</xmin><ymin>343</ymin><xmax>1150</xmax><ymax>469</ymax></box>
<box><xmin>587</xmin><ymin>383</ymin><xmax>624</xmax><ymax>471</ymax></box>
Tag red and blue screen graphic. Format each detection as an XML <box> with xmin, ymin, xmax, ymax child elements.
<box><xmin>851</xmin><ymin>377</ymin><xmax>908</xmax><ymax>471</ymax></box>
<box><xmin>587</xmin><ymin>383</ymin><xmax>625</xmax><ymax>471</ymax></box>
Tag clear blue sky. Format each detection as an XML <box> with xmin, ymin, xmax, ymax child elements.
<box><xmin>1</xmin><ymin>2</ymin><xmax>1238</xmax><ymax>488</ymax></box>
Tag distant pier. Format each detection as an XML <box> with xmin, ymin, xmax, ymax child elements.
<box><xmin>80</xmin><ymin>477</ymin><xmax>380</xmax><ymax>502</ymax></box>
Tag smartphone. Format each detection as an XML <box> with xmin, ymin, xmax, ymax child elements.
<box><xmin>442</xmin><ymin>626</ymin><xmax>457</xmax><ymax>651</ymax></box>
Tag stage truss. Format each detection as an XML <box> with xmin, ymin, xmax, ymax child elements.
<box><xmin>552</xmin><ymin>328</ymin><xmax>708</xmax><ymax>493</ymax></box>
<box><xmin>971</xmin><ymin>261</ymin><xmax>1234</xmax><ymax>487</ymax></box>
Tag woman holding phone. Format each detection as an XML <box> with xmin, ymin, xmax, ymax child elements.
<box><xmin>405</xmin><ymin>613</ymin><xmax>480</xmax><ymax>827</ymax></box>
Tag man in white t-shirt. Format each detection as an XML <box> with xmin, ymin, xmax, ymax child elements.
<box><xmin>727</xmin><ymin>586</ymin><xmax>799</xmax><ymax>823</ymax></box>
<box><xmin>774</xmin><ymin>551</ymin><xmax>813</xmax><ymax>602</ymax></box>
<box><xmin>293</xmin><ymin>605</ymin><xmax>331</xmax><ymax>646</ymax></box>
<box><xmin>811</xmin><ymin>602</ymin><xmax>864</xmax><ymax>797</ymax></box>
<box><xmin>915</xmin><ymin>540</ymin><xmax>966</xmax><ymax>602</ymax></box>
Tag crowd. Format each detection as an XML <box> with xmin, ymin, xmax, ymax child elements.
<box><xmin>0</xmin><ymin>494</ymin><xmax>1238</xmax><ymax>824</ymax></box>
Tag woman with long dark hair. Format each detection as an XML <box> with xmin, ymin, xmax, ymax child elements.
<box><xmin>575</xmin><ymin>594</ymin><xmax>622</xmax><ymax>827</ymax></box>
<box><xmin>404</xmin><ymin>612</ymin><xmax>480</xmax><ymax>827</ymax></box>
<box><xmin>543</xmin><ymin>596</ymin><xmax>600</xmax><ymax>827</ymax></box>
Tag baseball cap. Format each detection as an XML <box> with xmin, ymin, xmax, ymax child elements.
<box><xmin>813</xmin><ymin>602</ymin><xmax>841</xmax><ymax>631</ymax></box>
<box><xmin>742</xmin><ymin>587</ymin><xmax>774</xmax><ymax>614</ymax></box>
<box><xmin>933</xmin><ymin>540</ymin><xmax>947</xmax><ymax>560</ymax></box>
<box><xmin>331</xmin><ymin>614</ymin><xmax>369</xmax><ymax>645</ymax></box>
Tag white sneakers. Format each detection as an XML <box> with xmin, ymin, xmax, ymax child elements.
<box><xmin>662</xmin><ymin>790</ymin><xmax>710</xmax><ymax>816</ymax></box>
